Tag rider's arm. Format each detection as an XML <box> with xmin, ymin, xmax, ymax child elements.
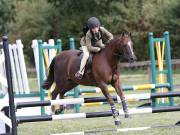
<box><xmin>85</xmin><ymin>31</ymin><xmax>101</xmax><ymax>53</ymax></box>
<box><xmin>101</xmin><ymin>27</ymin><xmax>114</xmax><ymax>43</ymax></box>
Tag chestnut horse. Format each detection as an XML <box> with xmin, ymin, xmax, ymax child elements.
<box><xmin>42</xmin><ymin>33</ymin><xmax>136</xmax><ymax>125</ymax></box>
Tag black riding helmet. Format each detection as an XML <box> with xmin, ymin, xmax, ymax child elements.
<box><xmin>87</xmin><ymin>17</ymin><xmax>101</xmax><ymax>29</ymax></box>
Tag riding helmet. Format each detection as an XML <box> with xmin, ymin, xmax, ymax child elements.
<box><xmin>87</xmin><ymin>17</ymin><xmax>101</xmax><ymax>29</ymax></box>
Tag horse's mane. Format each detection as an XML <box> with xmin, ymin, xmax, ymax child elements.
<box><xmin>106</xmin><ymin>32</ymin><xmax>131</xmax><ymax>47</ymax></box>
<box><xmin>107</xmin><ymin>35</ymin><xmax>121</xmax><ymax>45</ymax></box>
<box><xmin>106</xmin><ymin>32</ymin><xmax>131</xmax><ymax>46</ymax></box>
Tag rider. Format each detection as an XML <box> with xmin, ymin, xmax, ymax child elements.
<box><xmin>75</xmin><ymin>17</ymin><xmax>114</xmax><ymax>79</ymax></box>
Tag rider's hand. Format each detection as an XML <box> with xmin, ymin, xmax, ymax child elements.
<box><xmin>100</xmin><ymin>44</ymin><xmax>105</xmax><ymax>49</ymax></box>
<box><xmin>97</xmin><ymin>48</ymin><xmax>101</xmax><ymax>52</ymax></box>
<box><xmin>91</xmin><ymin>47</ymin><xmax>101</xmax><ymax>52</ymax></box>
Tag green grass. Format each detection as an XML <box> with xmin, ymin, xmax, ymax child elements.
<box><xmin>17</xmin><ymin>71</ymin><xmax>180</xmax><ymax>135</ymax></box>
<box><xmin>17</xmin><ymin>106</ymin><xmax>180</xmax><ymax>135</ymax></box>
<box><xmin>18</xmin><ymin>113</ymin><xmax>180</xmax><ymax>135</ymax></box>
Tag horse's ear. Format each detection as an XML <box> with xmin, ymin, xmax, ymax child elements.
<box><xmin>122</xmin><ymin>31</ymin><xmax>125</xmax><ymax>37</ymax></box>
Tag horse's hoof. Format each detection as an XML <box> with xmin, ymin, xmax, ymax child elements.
<box><xmin>115</xmin><ymin>120</ymin><xmax>121</xmax><ymax>126</ymax></box>
<box><xmin>125</xmin><ymin>113</ymin><xmax>131</xmax><ymax>118</ymax></box>
<box><xmin>55</xmin><ymin>109</ymin><xmax>64</xmax><ymax>114</ymax></box>
<box><xmin>114</xmin><ymin>117</ymin><xmax>121</xmax><ymax>126</ymax></box>
<box><xmin>51</xmin><ymin>111</ymin><xmax>55</xmax><ymax>115</ymax></box>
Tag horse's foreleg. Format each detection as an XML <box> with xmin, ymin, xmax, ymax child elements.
<box><xmin>112</xmin><ymin>75</ymin><xmax>130</xmax><ymax>118</ymax></box>
<box><xmin>98</xmin><ymin>82</ymin><xmax>121</xmax><ymax>126</ymax></box>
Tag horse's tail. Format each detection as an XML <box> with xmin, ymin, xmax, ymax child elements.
<box><xmin>41</xmin><ymin>57</ymin><xmax>55</xmax><ymax>90</ymax></box>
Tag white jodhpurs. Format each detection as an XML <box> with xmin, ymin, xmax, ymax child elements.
<box><xmin>78</xmin><ymin>46</ymin><xmax>89</xmax><ymax>75</ymax></box>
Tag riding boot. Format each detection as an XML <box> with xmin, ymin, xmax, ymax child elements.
<box><xmin>111</xmin><ymin>105</ymin><xmax>121</xmax><ymax>125</ymax></box>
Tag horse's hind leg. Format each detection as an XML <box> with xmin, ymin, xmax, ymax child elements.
<box><xmin>51</xmin><ymin>87</ymin><xmax>59</xmax><ymax>114</ymax></box>
<box><xmin>98</xmin><ymin>82</ymin><xmax>121</xmax><ymax>126</ymax></box>
<box><xmin>54</xmin><ymin>80</ymin><xmax>78</xmax><ymax>114</ymax></box>
<box><xmin>112</xmin><ymin>75</ymin><xmax>130</xmax><ymax>118</ymax></box>
<box><xmin>53</xmin><ymin>89</ymin><xmax>66</xmax><ymax>114</ymax></box>
<box><xmin>50</xmin><ymin>85</ymin><xmax>65</xmax><ymax>114</ymax></box>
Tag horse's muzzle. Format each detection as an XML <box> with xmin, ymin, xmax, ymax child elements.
<box><xmin>128</xmin><ymin>55</ymin><xmax>137</xmax><ymax>63</ymax></box>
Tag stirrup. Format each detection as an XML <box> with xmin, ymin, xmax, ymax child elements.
<box><xmin>75</xmin><ymin>72</ymin><xmax>83</xmax><ymax>79</ymax></box>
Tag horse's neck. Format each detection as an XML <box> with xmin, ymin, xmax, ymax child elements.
<box><xmin>101</xmin><ymin>43</ymin><xmax>120</xmax><ymax>66</ymax></box>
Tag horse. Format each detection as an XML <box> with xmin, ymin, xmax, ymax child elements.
<box><xmin>42</xmin><ymin>32</ymin><xmax>136</xmax><ymax>125</ymax></box>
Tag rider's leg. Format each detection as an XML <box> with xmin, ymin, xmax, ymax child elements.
<box><xmin>79</xmin><ymin>46</ymin><xmax>89</xmax><ymax>75</ymax></box>
<box><xmin>75</xmin><ymin>46</ymin><xmax>89</xmax><ymax>79</ymax></box>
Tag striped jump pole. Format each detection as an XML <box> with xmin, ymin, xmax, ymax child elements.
<box><xmin>15</xmin><ymin>91</ymin><xmax>180</xmax><ymax>109</ymax></box>
<box><xmin>79</xmin><ymin>83</ymin><xmax>170</xmax><ymax>94</ymax></box>
<box><xmin>16</xmin><ymin>106</ymin><xmax>180</xmax><ymax>124</ymax></box>
<box><xmin>81</xmin><ymin>102</ymin><xmax>106</xmax><ymax>107</ymax></box>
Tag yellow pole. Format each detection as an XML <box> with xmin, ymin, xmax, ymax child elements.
<box><xmin>43</xmin><ymin>50</ymin><xmax>49</xmax><ymax>70</ymax></box>
<box><xmin>155</xmin><ymin>41</ymin><xmax>167</xmax><ymax>104</ymax></box>
<box><xmin>155</xmin><ymin>42</ymin><xmax>162</xmax><ymax>104</ymax></box>
<box><xmin>161</xmin><ymin>42</ymin><xmax>168</xmax><ymax>103</ymax></box>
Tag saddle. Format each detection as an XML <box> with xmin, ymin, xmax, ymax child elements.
<box><xmin>78</xmin><ymin>50</ymin><xmax>93</xmax><ymax>73</ymax></box>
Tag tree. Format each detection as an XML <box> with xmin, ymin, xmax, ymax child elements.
<box><xmin>9</xmin><ymin>0</ymin><xmax>53</xmax><ymax>64</ymax></box>
<box><xmin>8</xmin><ymin>0</ymin><xmax>180</xmax><ymax>64</ymax></box>
<box><xmin>0</xmin><ymin>0</ymin><xmax>16</xmax><ymax>36</ymax></box>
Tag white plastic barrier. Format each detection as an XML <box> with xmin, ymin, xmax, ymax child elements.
<box><xmin>8</xmin><ymin>40</ymin><xmax>30</xmax><ymax>94</ymax></box>
<box><xmin>16</xmin><ymin>40</ymin><xmax>30</xmax><ymax>93</ymax></box>
<box><xmin>0</xmin><ymin>40</ymin><xmax>30</xmax><ymax>95</ymax></box>
<box><xmin>0</xmin><ymin>94</ymin><xmax>11</xmax><ymax>134</ymax></box>
<box><xmin>0</xmin><ymin>39</ymin><xmax>30</xmax><ymax>133</ymax></box>
<box><xmin>0</xmin><ymin>47</ymin><xmax>7</xmax><ymax>95</ymax></box>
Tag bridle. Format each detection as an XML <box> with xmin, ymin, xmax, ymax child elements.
<box><xmin>112</xmin><ymin>41</ymin><xmax>132</xmax><ymax>59</ymax></box>
<box><xmin>112</xmin><ymin>51</ymin><xmax>122</xmax><ymax>57</ymax></box>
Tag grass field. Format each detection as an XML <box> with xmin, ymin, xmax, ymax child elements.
<box><xmin>18</xmin><ymin>70</ymin><xmax>180</xmax><ymax>135</ymax></box>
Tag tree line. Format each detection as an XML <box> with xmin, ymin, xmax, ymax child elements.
<box><xmin>0</xmin><ymin>0</ymin><xmax>180</xmax><ymax>65</ymax></box>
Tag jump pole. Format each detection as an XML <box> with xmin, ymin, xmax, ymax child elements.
<box><xmin>50</xmin><ymin>124</ymin><xmax>180</xmax><ymax>135</ymax></box>
<box><xmin>79</xmin><ymin>83</ymin><xmax>170</xmax><ymax>94</ymax></box>
<box><xmin>16</xmin><ymin>106</ymin><xmax>180</xmax><ymax>123</ymax></box>
<box><xmin>15</xmin><ymin>91</ymin><xmax>180</xmax><ymax>109</ymax></box>
<box><xmin>2</xmin><ymin>36</ymin><xmax>17</xmax><ymax>135</ymax></box>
